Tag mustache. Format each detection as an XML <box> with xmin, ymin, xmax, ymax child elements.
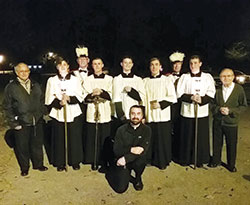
<box><xmin>132</xmin><ymin>118</ymin><xmax>139</xmax><ymax>121</ymax></box>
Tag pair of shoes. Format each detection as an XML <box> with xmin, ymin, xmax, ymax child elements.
<box><xmin>208</xmin><ymin>163</ymin><xmax>219</xmax><ymax>168</ymax></box>
<box><xmin>98</xmin><ymin>166</ymin><xmax>107</xmax><ymax>173</ymax></box>
<box><xmin>57</xmin><ymin>166</ymin><xmax>66</xmax><ymax>172</ymax></box>
<box><xmin>21</xmin><ymin>170</ymin><xmax>29</xmax><ymax>176</ymax></box>
<box><xmin>34</xmin><ymin>166</ymin><xmax>48</xmax><ymax>171</ymax></box>
<box><xmin>72</xmin><ymin>164</ymin><xmax>80</xmax><ymax>170</ymax></box>
<box><xmin>133</xmin><ymin>179</ymin><xmax>144</xmax><ymax>191</ymax></box>
<box><xmin>228</xmin><ymin>166</ymin><xmax>237</xmax><ymax>173</ymax></box>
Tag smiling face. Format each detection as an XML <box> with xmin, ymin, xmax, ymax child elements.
<box><xmin>150</xmin><ymin>59</ymin><xmax>161</xmax><ymax>76</ymax></box>
<box><xmin>77</xmin><ymin>56</ymin><xmax>89</xmax><ymax>69</ymax></box>
<box><xmin>121</xmin><ymin>57</ymin><xmax>133</xmax><ymax>73</ymax></box>
<box><xmin>189</xmin><ymin>58</ymin><xmax>202</xmax><ymax>74</ymax></box>
<box><xmin>15</xmin><ymin>63</ymin><xmax>30</xmax><ymax>81</ymax></box>
<box><xmin>92</xmin><ymin>58</ymin><xmax>104</xmax><ymax>75</ymax></box>
<box><xmin>56</xmin><ymin>60</ymin><xmax>70</xmax><ymax>76</ymax></box>
<box><xmin>129</xmin><ymin>106</ymin><xmax>144</xmax><ymax>125</ymax></box>
<box><xmin>220</xmin><ymin>68</ymin><xmax>235</xmax><ymax>87</ymax></box>
<box><xmin>173</xmin><ymin>61</ymin><xmax>183</xmax><ymax>73</ymax></box>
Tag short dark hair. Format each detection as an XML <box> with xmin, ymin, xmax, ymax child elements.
<box><xmin>190</xmin><ymin>55</ymin><xmax>202</xmax><ymax>62</ymax></box>
<box><xmin>150</xmin><ymin>57</ymin><xmax>161</xmax><ymax>64</ymax></box>
<box><xmin>129</xmin><ymin>105</ymin><xmax>145</xmax><ymax>118</ymax></box>
<box><xmin>55</xmin><ymin>56</ymin><xmax>68</xmax><ymax>66</ymax></box>
<box><xmin>121</xmin><ymin>55</ymin><xmax>133</xmax><ymax>62</ymax></box>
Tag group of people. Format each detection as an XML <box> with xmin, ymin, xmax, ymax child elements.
<box><xmin>3</xmin><ymin>47</ymin><xmax>248</xmax><ymax>193</ymax></box>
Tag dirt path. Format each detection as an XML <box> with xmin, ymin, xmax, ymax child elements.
<box><xmin>0</xmin><ymin>107</ymin><xmax>250</xmax><ymax>205</ymax></box>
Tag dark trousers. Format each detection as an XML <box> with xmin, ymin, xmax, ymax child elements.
<box><xmin>14</xmin><ymin>123</ymin><xmax>44</xmax><ymax>172</ymax></box>
<box><xmin>212</xmin><ymin>122</ymin><xmax>238</xmax><ymax>168</ymax></box>
<box><xmin>51</xmin><ymin>115</ymin><xmax>83</xmax><ymax>167</ymax></box>
<box><xmin>105</xmin><ymin>157</ymin><xmax>146</xmax><ymax>193</ymax></box>
<box><xmin>84</xmin><ymin>122</ymin><xmax>111</xmax><ymax>166</ymax></box>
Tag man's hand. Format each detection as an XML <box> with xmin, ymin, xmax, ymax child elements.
<box><xmin>131</xmin><ymin>146</ymin><xmax>144</xmax><ymax>155</ymax></box>
<box><xmin>220</xmin><ymin>107</ymin><xmax>229</xmax><ymax>115</ymax></box>
<box><xmin>124</xmin><ymin>86</ymin><xmax>132</xmax><ymax>93</ymax></box>
<box><xmin>150</xmin><ymin>101</ymin><xmax>160</xmax><ymax>109</ymax></box>
<box><xmin>60</xmin><ymin>93</ymin><xmax>70</xmax><ymax>106</ymax></box>
<box><xmin>92</xmin><ymin>88</ymin><xmax>103</xmax><ymax>96</ymax></box>
<box><xmin>117</xmin><ymin>156</ymin><xmax>126</xmax><ymax>166</ymax></box>
<box><xmin>191</xmin><ymin>94</ymin><xmax>202</xmax><ymax>104</ymax></box>
<box><xmin>14</xmin><ymin>125</ymin><xmax>22</xmax><ymax>130</ymax></box>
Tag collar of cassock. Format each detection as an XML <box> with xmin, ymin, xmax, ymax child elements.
<box><xmin>79</xmin><ymin>69</ymin><xmax>88</xmax><ymax>73</ymax></box>
<box><xmin>58</xmin><ymin>73</ymin><xmax>71</xmax><ymax>80</ymax></box>
<box><xmin>172</xmin><ymin>72</ymin><xmax>180</xmax><ymax>77</ymax></box>
<box><xmin>94</xmin><ymin>73</ymin><xmax>105</xmax><ymax>78</ymax></box>
<box><xmin>128</xmin><ymin>122</ymin><xmax>143</xmax><ymax>133</ymax></box>
<box><xmin>150</xmin><ymin>74</ymin><xmax>162</xmax><ymax>79</ymax></box>
<box><xmin>190</xmin><ymin>71</ymin><xmax>202</xmax><ymax>77</ymax></box>
<box><xmin>121</xmin><ymin>72</ymin><xmax>134</xmax><ymax>78</ymax></box>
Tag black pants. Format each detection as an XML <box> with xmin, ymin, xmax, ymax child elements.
<box><xmin>51</xmin><ymin>115</ymin><xmax>83</xmax><ymax>167</ymax></box>
<box><xmin>84</xmin><ymin>122</ymin><xmax>111</xmax><ymax>166</ymax></box>
<box><xmin>14</xmin><ymin>123</ymin><xmax>44</xmax><ymax>172</ymax></box>
<box><xmin>212</xmin><ymin>122</ymin><xmax>238</xmax><ymax>168</ymax></box>
<box><xmin>105</xmin><ymin>157</ymin><xmax>146</xmax><ymax>193</ymax></box>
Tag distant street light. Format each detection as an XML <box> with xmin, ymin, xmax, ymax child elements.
<box><xmin>48</xmin><ymin>52</ymin><xmax>54</xmax><ymax>58</ymax></box>
<box><xmin>0</xmin><ymin>55</ymin><xmax>5</xmax><ymax>64</ymax></box>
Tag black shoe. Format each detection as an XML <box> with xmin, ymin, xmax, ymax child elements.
<box><xmin>91</xmin><ymin>164</ymin><xmax>98</xmax><ymax>171</ymax></box>
<box><xmin>21</xmin><ymin>170</ymin><xmax>29</xmax><ymax>176</ymax></box>
<box><xmin>98</xmin><ymin>166</ymin><xmax>107</xmax><ymax>173</ymax></box>
<box><xmin>57</xmin><ymin>166</ymin><xmax>66</xmax><ymax>172</ymax></box>
<box><xmin>159</xmin><ymin>166</ymin><xmax>167</xmax><ymax>170</ymax></box>
<box><xmin>228</xmin><ymin>166</ymin><xmax>237</xmax><ymax>173</ymax></box>
<box><xmin>72</xmin><ymin>164</ymin><xmax>80</xmax><ymax>170</ymax></box>
<box><xmin>197</xmin><ymin>164</ymin><xmax>204</xmax><ymax>168</ymax></box>
<box><xmin>133</xmin><ymin>179</ymin><xmax>144</xmax><ymax>191</ymax></box>
<box><xmin>34</xmin><ymin>166</ymin><xmax>48</xmax><ymax>171</ymax></box>
<box><xmin>208</xmin><ymin>163</ymin><xmax>219</xmax><ymax>168</ymax></box>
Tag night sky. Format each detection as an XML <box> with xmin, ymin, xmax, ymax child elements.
<box><xmin>1</xmin><ymin>0</ymin><xmax>250</xmax><ymax>75</ymax></box>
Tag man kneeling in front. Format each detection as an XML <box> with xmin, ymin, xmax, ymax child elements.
<box><xmin>106</xmin><ymin>105</ymin><xmax>151</xmax><ymax>193</ymax></box>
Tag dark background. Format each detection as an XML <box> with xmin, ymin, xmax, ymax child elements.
<box><xmin>1</xmin><ymin>0</ymin><xmax>250</xmax><ymax>76</ymax></box>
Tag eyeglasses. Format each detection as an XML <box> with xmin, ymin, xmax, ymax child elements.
<box><xmin>220</xmin><ymin>75</ymin><xmax>233</xmax><ymax>78</ymax></box>
<box><xmin>18</xmin><ymin>70</ymin><xmax>30</xmax><ymax>74</ymax></box>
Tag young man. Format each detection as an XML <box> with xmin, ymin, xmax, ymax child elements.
<box><xmin>83</xmin><ymin>58</ymin><xmax>113</xmax><ymax>171</ymax></box>
<box><xmin>168</xmin><ymin>51</ymin><xmax>185</xmax><ymax>86</ymax></box>
<box><xmin>73</xmin><ymin>46</ymin><xmax>91</xmax><ymax>85</ymax></box>
<box><xmin>175</xmin><ymin>55</ymin><xmax>215</xmax><ymax>167</ymax></box>
<box><xmin>106</xmin><ymin>105</ymin><xmax>151</xmax><ymax>193</ymax></box>
<box><xmin>143</xmin><ymin>58</ymin><xmax>177</xmax><ymax>169</ymax></box>
<box><xmin>168</xmin><ymin>51</ymin><xmax>185</xmax><ymax>159</ymax></box>
<box><xmin>209</xmin><ymin>68</ymin><xmax>247</xmax><ymax>172</ymax></box>
<box><xmin>113</xmin><ymin>56</ymin><xmax>145</xmax><ymax>124</ymax></box>
<box><xmin>45</xmin><ymin>58</ymin><xmax>84</xmax><ymax>171</ymax></box>
<box><xmin>3</xmin><ymin>63</ymin><xmax>48</xmax><ymax>176</ymax></box>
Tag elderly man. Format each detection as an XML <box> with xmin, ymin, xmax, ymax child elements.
<box><xmin>209</xmin><ymin>68</ymin><xmax>247</xmax><ymax>172</ymax></box>
<box><xmin>176</xmin><ymin>55</ymin><xmax>215</xmax><ymax>167</ymax></box>
<box><xmin>3</xmin><ymin>63</ymin><xmax>48</xmax><ymax>176</ymax></box>
<box><xmin>106</xmin><ymin>105</ymin><xmax>151</xmax><ymax>193</ymax></box>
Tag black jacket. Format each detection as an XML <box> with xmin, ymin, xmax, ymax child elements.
<box><xmin>3</xmin><ymin>78</ymin><xmax>46</xmax><ymax>128</ymax></box>
<box><xmin>113</xmin><ymin>123</ymin><xmax>151</xmax><ymax>163</ymax></box>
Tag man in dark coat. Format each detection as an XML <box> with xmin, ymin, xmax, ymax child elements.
<box><xmin>209</xmin><ymin>68</ymin><xmax>247</xmax><ymax>172</ymax></box>
<box><xmin>106</xmin><ymin>105</ymin><xmax>151</xmax><ymax>193</ymax></box>
<box><xmin>3</xmin><ymin>62</ymin><xmax>48</xmax><ymax>176</ymax></box>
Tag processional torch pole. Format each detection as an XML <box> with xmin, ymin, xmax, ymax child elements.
<box><xmin>92</xmin><ymin>96</ymin><xmax>106</xmax><ymax>171</ymax></box>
